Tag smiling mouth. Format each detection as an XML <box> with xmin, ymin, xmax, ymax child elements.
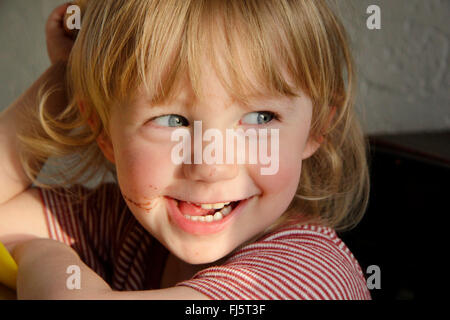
<box><xmin>171</xmin><ymin>198</ymin><xmax>242</xmax><ymax>222</ymax></box>
<box><xmin>165</xmin><ymin>195</ymin><xmax>255</xmax><ymax>235</ymax></box>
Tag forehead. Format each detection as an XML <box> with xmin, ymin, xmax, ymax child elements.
<box><xmin>131</xmin><ymin>80</ymin><xmax>298</xmax><ymax>114</ymax></box>
<box><xmin>130</xmin><ymin>52</ymin><xmax>301</xmax><ymax>112</ymax></box>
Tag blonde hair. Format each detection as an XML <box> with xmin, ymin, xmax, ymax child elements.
<box><xmin>18</xmin><ymin>0</ymin><xmax>369</xmax><ymax>232</ymax></box>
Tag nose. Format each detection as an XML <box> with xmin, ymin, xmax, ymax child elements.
<box><xmin>181</xmin><ymin>120</ymin><xmax>240</xmax><ymax>183</ymax></box>
<box><xmin>183</xmin><ymin>162</ymin><xmax>238</xmax><ymax>183</ymax></box>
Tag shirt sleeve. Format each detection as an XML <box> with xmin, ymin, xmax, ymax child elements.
<box><xmin>176</xmin><ymin>228</ymin><xmax>371</xmax><ymax>300</ymax></box>
<box><xmin>35</xmin><ymin>183</ymin><xmax>125</xmax><ymax>282</ymax></box>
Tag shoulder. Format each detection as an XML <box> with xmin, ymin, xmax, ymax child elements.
<box><xmin>37</xmin><ymin>182</ymin><xmax>122</xmax><ymax>204</ymax></box>
<box><xmin>36</xmin><ymin>182</ymin><xmax>138</xmax><ymax>283</ymax></box>
<box><xmin>37</xmin><ymin>182</ymin><xmax>126</xmax><ymax>219</ymax></box>
<box><xmin>37</xmin><ymin>181</ymin><xmax>130</xmax><ymax>234</ymax></box>
<box><xmin>245</xmin><ymin>224</ymin><xmax>360</xmax><ymax>268</ymax></box>
<box><xmin>36</xmin><ymin>182</ymin><xmax>130</xmax><ymax>253</ymax></box>
<box><xmin>177</xmin><ymin>224</ymin><xmax>371</xmax><ymax>300</ymax></box>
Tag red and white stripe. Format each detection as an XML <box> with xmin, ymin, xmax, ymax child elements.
<box><xmin>37</xmin><ymin>184</ymin><xmax>371</xmax><ymax>299</ymax></box>
<box><xmin>177</xmin><ymin>225</ymin><xmax>371</xmax><ymax>300</ymax></box>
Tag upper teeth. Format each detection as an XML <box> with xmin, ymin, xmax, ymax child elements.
<box><xmin>184</xmin><ymin>203</ymin><xmax>233</xmax><ymax>222</ymax></box>
<box><xmin>193</xmin><ymin>202</ymin><xmax>230</xmax><ymax>210</ymax></box>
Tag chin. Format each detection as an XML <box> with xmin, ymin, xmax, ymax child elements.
<box><xmin>184</xmin><ymin>256</ymin><xmax>216</xmax><ymax>265</ymax></box>
<box><xmin>173</xmin><ymin>245</ymin><xmax>230</xmax><ymax>265</ymax></box>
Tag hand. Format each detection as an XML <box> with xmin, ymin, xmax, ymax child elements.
<box><xmin>46</xmin><ymin>3</ymin><xmax>76</xmax><ymax>64</ymax></box>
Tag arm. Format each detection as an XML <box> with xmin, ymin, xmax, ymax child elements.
<box><xmin>0</xmin><ymin>2</ymin><xmax>73</xmax><ymax>207</ymax></box>
<box><xmin>0</xmin><ymin>4</ymin><xmax>74</xmax><ymax>250</ymax></box>
<box><xmin>13</xmin><ymin>239</ymin><xmax>209</xmax><ymax>300</ymax></box>
<box><xmin>0</xmin><ymin>2</ymin><xmax>73</xmax><ymax>205</ymax></box>
<box><xmin>0</xmin><ymin>64</ymin><xmax>67</xmax><ymax>254</ymax></box>
<box><xmin>0</xmin><ymin>62</ymin><xmax>67</xmax><ymax>206</ymax></box>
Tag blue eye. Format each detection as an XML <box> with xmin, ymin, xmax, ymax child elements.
<box><xmin>151</xmin><ymin>114</ymin><xmax>189</xmax><ymax>127</ymax></box>
<box><xmin>241</xmin><ymin>111</ymin><xmax>277</xmax><ymax>125</ymax></box>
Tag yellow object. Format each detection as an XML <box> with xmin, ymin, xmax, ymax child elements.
<box><xmin>0</xmin><ymin>241</ymin><xmax>17</xmax><ymax>291</ymax></box>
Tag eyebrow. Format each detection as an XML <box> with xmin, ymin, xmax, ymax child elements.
<box><xmin>242</xmin><ymin>97</ymin><xmax>297</xmax><ymax>112</ymax></box>
<box><xmin>137</xmin><ymin>93</ymin><xmax>297</xmax><ymax>113</ymax></box>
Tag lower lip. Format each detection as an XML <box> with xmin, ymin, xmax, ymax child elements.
<box><xmin>165</xmin><ymin>196</ymin><xmax>252</xmax><ymax>235</ymax></box>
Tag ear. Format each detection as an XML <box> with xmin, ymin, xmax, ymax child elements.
<box><xmin>78</xmin><ymin>100</ymin><xmax>116</xmax><ymax>164</ymax></box>
<box><xmin>96</xmin><ymin>132</ymin><xmax>116</xmax><ymax>164</ymax></box>
<box><xmin>77</xmin><ymin>100</ymin><xmax>97</xmax><ymax>128</ymax></box>
<box><xmin>301</xmin><ymin>106</ymin><xmax>337</xmax><ymax>160</ymax></box>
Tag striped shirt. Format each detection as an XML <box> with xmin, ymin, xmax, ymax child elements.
<box><xmin>36</xmin><ymin>183</ymin><xmax>371</xmax><ymax>300</ymax></box>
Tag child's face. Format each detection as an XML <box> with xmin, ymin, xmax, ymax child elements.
<box><xmin>102</xmin><ymin>60</ymin><xmax>320</xmax><ymax>264</ymax></box>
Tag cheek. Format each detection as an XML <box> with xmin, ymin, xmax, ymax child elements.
<box><xmin>253</xmin><ymin>153</ymin><xmax>302</xmax><ymax>194</ymax></box>
<box><xmin>114</xmin><ymin>141</ymin><xmax>175</xmax><ymax>196</ymax></box>
<box><xmin>251</xmin><ymin>126</ymin><xmax>307</xmax><ymax>193</ymax></box>
<box><xmin>249</xmin><ymin>136</ymin><xmax>303</xmax><ymax>196</ymax></box>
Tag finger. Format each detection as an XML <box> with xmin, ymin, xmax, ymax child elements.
<box><xmin>46</xmin><ymin>3</ymin><xmax>73</xmax><ymax>33</ymax></box>
<box><xmin>48</xmin><ymin>2</ymin><xmax>73</xmax><ymax>24</ymax></box>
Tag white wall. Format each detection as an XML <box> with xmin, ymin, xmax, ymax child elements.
<box><xmin>1</xmin><ymin>0</ymin><xmax>449</xmax><ymax>134</ymax></box>
<box><xmin>339</xmin><ymin>0</ymin><xmax>450</xmax><ymax>134</ymax></box>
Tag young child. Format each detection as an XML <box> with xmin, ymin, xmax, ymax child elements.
<box><xmin>0</xmin><ymin>0</ymin><xmax>371</xmax><ymax>299</ymax></box>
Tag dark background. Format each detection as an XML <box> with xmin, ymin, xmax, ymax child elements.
<box><xmin>340</xmin><ymin>131</ymin><xmax>449</xmax><ymax>300</ymax></box>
